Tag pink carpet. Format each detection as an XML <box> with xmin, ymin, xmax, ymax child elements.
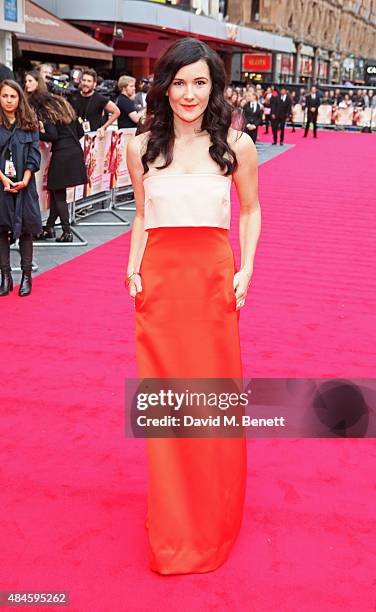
<box><xmin>1</xmin><ymin>130</ymin><xmax>376</xmax><ymax>611</ymax></box>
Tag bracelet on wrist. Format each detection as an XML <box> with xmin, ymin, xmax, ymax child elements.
<box><xmin>126</xmin><ymin>271</ymin><xmax>140</xmax><ymax>285</ymax></box>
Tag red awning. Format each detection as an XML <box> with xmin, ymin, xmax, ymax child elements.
<box><xmin>15</xmin><ymin>0</ymin><xmax>113</xmax><ymax>62</ymax></box>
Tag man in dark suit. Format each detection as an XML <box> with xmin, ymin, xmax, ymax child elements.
<box><xmin>243</xmin><ymin>92</ymin><xmax>263</xmax><ymax>143</ymax></box>
<box><xmin>270</xmin><ymin>87</ymin><xmax>292</xmax><ymax>146</ymax></box>
<box><xmin>304</xmin><ymin>85</ymin><xmax>321</xmax><ymax>138</ymax></box>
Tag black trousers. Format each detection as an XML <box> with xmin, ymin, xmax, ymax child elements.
<box><xmin>46</xmin><ymin>188</ymin><xmax>70</xmax><ymax>232</ymax></box>
<box><xmin>272</xmin><ymin>117</ymin><xmax>286</xmax><ymax>143</ymax></box>
<box><xmin>246</xmin><ymin>127</ymin><xmax>258</xmax><ymax>144</ymax></box>
<box><xmin>0</xmin><ymin>228</ymin><xmax>33</xmax><ymax>273</ymax></box>
<box><xmin>304</xmin><ymin>111</ymin><xmax>318</xmax><ymax>137</ymax></box>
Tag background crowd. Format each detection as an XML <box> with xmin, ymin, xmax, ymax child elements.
<box><xmin>0</xmin><ymin>60</ymin><xmax>375</xmax><ymax>297</ymax></box>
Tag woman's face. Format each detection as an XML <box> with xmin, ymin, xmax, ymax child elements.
<box><xmin>0</xmin><ymin>85</ymin><xmax>19</xmax><ymax>115</ymax></box>
<box><xmin>25</xmin><ymin>75</ymin><xmax>39</xmax><ymax>94</ymax></box>
<box><xmin>166</xmin><ymin>59</ymin><xmax>212</xmax><ymax>123</ymax></box>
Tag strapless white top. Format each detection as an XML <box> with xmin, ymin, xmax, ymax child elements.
<box><xmin>143</xmin><ymin>173</ymin><xmax>232</xmax><ymax>230</ymax></box>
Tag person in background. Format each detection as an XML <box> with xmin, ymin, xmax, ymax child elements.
<box><xmin>224</xmin><ymin>86</ymin><xmax>233</xmax><ymax>102</ymax></box>
<box><xmin>334</xmin><ymin>88</ymin><xmax>342</xmax><ymax>104</ymax></box>
<box><xmin>243</xmin><ymin>91</ymin><xmax>263</xmax><ymax>143</ymax></box>
<box><xmin>24</xmin><ymin>70</ymin><xmax>47</xmax><ymax>96</ymax></box>
<box><xmin>29</xmin><ymin>92</ymin><xmax>88</xmax><ymax>243</ymax></box>
<box><xmin>69</xmin><ymin>69</ymin><xmax>120</xmax><ymax>136</ymax></box>
<box><xmin>270</xmin><ymin>86</ymin><xmax>292</xmax><ymax>146</ymax></box>
<box><xmin>38</xmin><ymin>63</ymin><xmax>54</xmax><ymax>84</ymax></box>
<box><xmin>229</xmin><ymin>91</ymin><xmax>245</xmax><ymax>131</ymax></box>
<box><xmin>0</xmin><ymin>63</ymin><xmax>15</xmax><ymax>82</ymax></box>
<box><xmin>134</xmin><ymin>77</ymin><xmax>150</xmax><ymax>111</ymax></box>
<box><xmin>321</xmin><ymin>91</ymin><xmax>332</xmax><ymax>105</ymax></box>
<box><xmin>262</xmin><ymin>86</ymin><xmax>273</xmax><ymax>134</ymax></box>
<box><xmin>229</xmin><ymin>91</ymin><xmax>240</xmax><ymax>108</ymax></box>
<box><xmin>117</xmin><ymin>75</ymin><xmax>145</xmax><ymax>129</ymax></box>
<box><xmin>0</xmin><ymin>80</ymin><xmax>41</xmax><ymax>297</ymax></box>
<box><xmin>303</xmin><ymin>85</ymin><xmax>321</xmax><ymax>138</ymax></box>
<box><xmin>288</xmin><ymin>90</ymin><xmax>297</xmax><ymax>132</ymax></box>
<box><xmin>338</xmin><ymin>93</ymin><xmax>352</xmax><ymax>108</ymax></box>
<box><xmin>364</xmin><ymin>89</ymin><xmax>376</xmax><ymax>108</ymax></box>
<box><xmin>354</xmin><ymin>90</ymin><xmax>365</xmax><ymax>109</ymax></box>
<box><xmin>328</xmin><ymin>90</ymin><xmax>335</xmax><ymax>104</ymax></box>
<box><xmin>298</xmin><ymin>87</ymin><xmax>306</xmax><ymax>106</ymax></box>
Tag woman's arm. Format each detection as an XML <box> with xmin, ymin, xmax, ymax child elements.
<box><xmin>39</xmin><ymin>121</ymin><xmax>59</xmax><ymax>142</ymax></box>
<box><xmin>231</xmin><ymin>130</ymin><xmax>262</xmax><ymax>309</ymax></box>
<box><xmin>25</xmin><ymin>131</ymin><xmax>41</xmax><ymax>174</ymax></box>
<box><xmin>125</xmin><ymin>133</ymin><xmax>149</xmax><ymax>298</ymax></box>
<box><xmin>11</xmin><ymin>131</ymin><xmax>41</xmax><ymax>192</ymax></box>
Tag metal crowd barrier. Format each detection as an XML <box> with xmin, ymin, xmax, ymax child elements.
<box><xmin>289</xmin><ymin>104</ymin><xmax>376</xmax><ymax>131</ymax></box>
<box><xmin>32</xmin><ymin>127</ymin><xmax>137</xmax><ymax>248</ymax></box>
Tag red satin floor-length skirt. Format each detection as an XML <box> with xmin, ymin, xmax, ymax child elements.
<box><xmin>135</xmin><ymin>227</ymin><xmax>247</xmax><ymax>575</ymax></box>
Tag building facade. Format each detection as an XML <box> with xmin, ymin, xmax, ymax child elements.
<box><xmin>33</xmin><ymin>0</ymin><xmax>295</xmax><ymax>81</ymax></box>
<box><xmin>229</xmin><ymin>0</ymin><xmax>376</xmax><ymax>83</ymax></box>
<box><xmin>0</xmin><ymin>0</ymin><xmax>25</xmax><ymax>68</ymax></box>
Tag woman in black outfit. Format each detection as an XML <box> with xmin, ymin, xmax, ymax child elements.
<box><xmin>0</xmin><ymin>80</ymin><xmax>41</xmax><ymax>297</ymax></box>
<box><xmin>28</xmin><ymin>91</ymin><xmax>87</xmax><ymax>242</ymax></box>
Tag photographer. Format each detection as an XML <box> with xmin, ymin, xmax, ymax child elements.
<box><xmin>0</xmin><ymin>80</ymin><xmax>41</xmax><ymax>297</ymax></box>
<box><xmin>69</xmin><ymin>69</ymin><xmax>120</xmax><ymax>136</ymax></box>
<box><xmin>38</xmin><ymin>63</ymin><xmax>54</xmax><ymax>84</ymax></box>
<box><xmin>30</xmin><ymin>92</ymin><xmax>87</xmax><ymax>243</ymax></box>
<box><xmin>134</xmin><ymin>77</ymin><xmax>149</xmax><ymax>111</ymax></box>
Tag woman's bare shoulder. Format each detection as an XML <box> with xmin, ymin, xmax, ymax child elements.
<box><xmin>227</xmin><ymin>127</ymin><xmax>252</xmax><ymax>148</ymax></box>
<box><xmin>129</xmin><ymin>130</ymin><xmax>151</xmax><ymax>160</ymax></box>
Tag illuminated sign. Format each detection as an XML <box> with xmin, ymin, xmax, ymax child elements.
<box><xmin>242</xmin><ymin>54</ymin><xmax>272</xmax><ymax>73</ymax></box>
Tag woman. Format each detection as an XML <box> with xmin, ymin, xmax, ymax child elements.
<box><xmin>0</xmin><ymin>80</ymin><xmax>41</xmax><ymax>297</ymax></box>
<box><xmin>24</xmin><ymin>70</ymin><xmax>47</xmax><ymax>96</ymax></box>
<box><xmin>126</xmin><ymin>38</ymin><xmax>261</xmax><ymax>574</ymax></box>
<box><xmin>29</xmin><ymin>91</ymin><xmax>87</xmax><ymax>242</ymax></box>
<box><xmin>229</xmin><ymin>91</ymin><xmax>245</xmax><ymax>131</ymax></box>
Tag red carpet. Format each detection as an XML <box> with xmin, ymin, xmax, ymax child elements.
<box><xmin>1</xmin><ymin>130</ymin><xmax>376</xmax><ymax>611</ymax></box>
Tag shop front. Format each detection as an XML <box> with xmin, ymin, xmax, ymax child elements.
<box><xmin>241</xmin><ymin>52</ymin><xmax>272</xmax><ymax>83</ymax></box>
<box><xmin>32</xmin><ymin>0</ymin><xmax>295</xmax><ymax>82</ymax></box>
<box><xmin>14</xmin><ymin>0</ymin><xmax>113</xmax><ymax>73</ymax></box>
<box><xmin>276</xmin><ymin>52</ymin><xmax>295</xmax><ymax>83</ymax></box>
<box><xmin>298</xmin><ymin>45</ymin><xmax>314</xmax><ymax>85</ymax></box>
<box><xmin>316</xmin><ymin>49</ymin><xmax>330</xmax><ymax>84</ymax></box>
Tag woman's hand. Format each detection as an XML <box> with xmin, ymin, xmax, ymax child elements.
<box><xmin>6</xmin><ymin>180</ymin><xmax>27</xmax><ymax>192</ymax></box>
<box><xmin>126</xmin><ymin>272</ymin><xmax>142</xmax><ymax>304</ymax></box>
<box><xmin>2</xmin><ymin>177</ymin><xmax>18</xmax><ymax>193</ymax></box>
<box><xmin>233</xmin><ymin>266</ymin><xmax>253</xmax><ymax>310</ymax></box>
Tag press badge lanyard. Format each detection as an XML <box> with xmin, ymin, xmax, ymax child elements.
<box><xmin>82</xmin><ymin>94</ymin><xmax>94</xmax><ymax>133</ymax></box>
<box><xmin>4</xmin><ymin>151</ymin><xmax>16</xmax><ymax>179</ymax></box>
<box><xmin>3</xmin><ymin>123</ymin><xmax>17</xmax><ymax>179</ymax></box>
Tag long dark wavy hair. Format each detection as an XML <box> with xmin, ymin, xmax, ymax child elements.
<box><xmin>141</xmin><ymin>38</ymin><xmax>238</xmax><ymax>176</ymax></box>
<box><xmin>28</xmin><ymin>90</ymin><xmax>76</xmax><ymax>125</ymax></box>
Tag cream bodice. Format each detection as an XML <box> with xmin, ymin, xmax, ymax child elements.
<box><xmin>142</xmin><ymin>173</ymin><xmax>232</xmax><ymax>230</ymax></box>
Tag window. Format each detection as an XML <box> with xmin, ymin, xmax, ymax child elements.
<box><xmin>251</xmin><ymin>0</ymin><xmax>260</xmax><ymax>21</ymax></box>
